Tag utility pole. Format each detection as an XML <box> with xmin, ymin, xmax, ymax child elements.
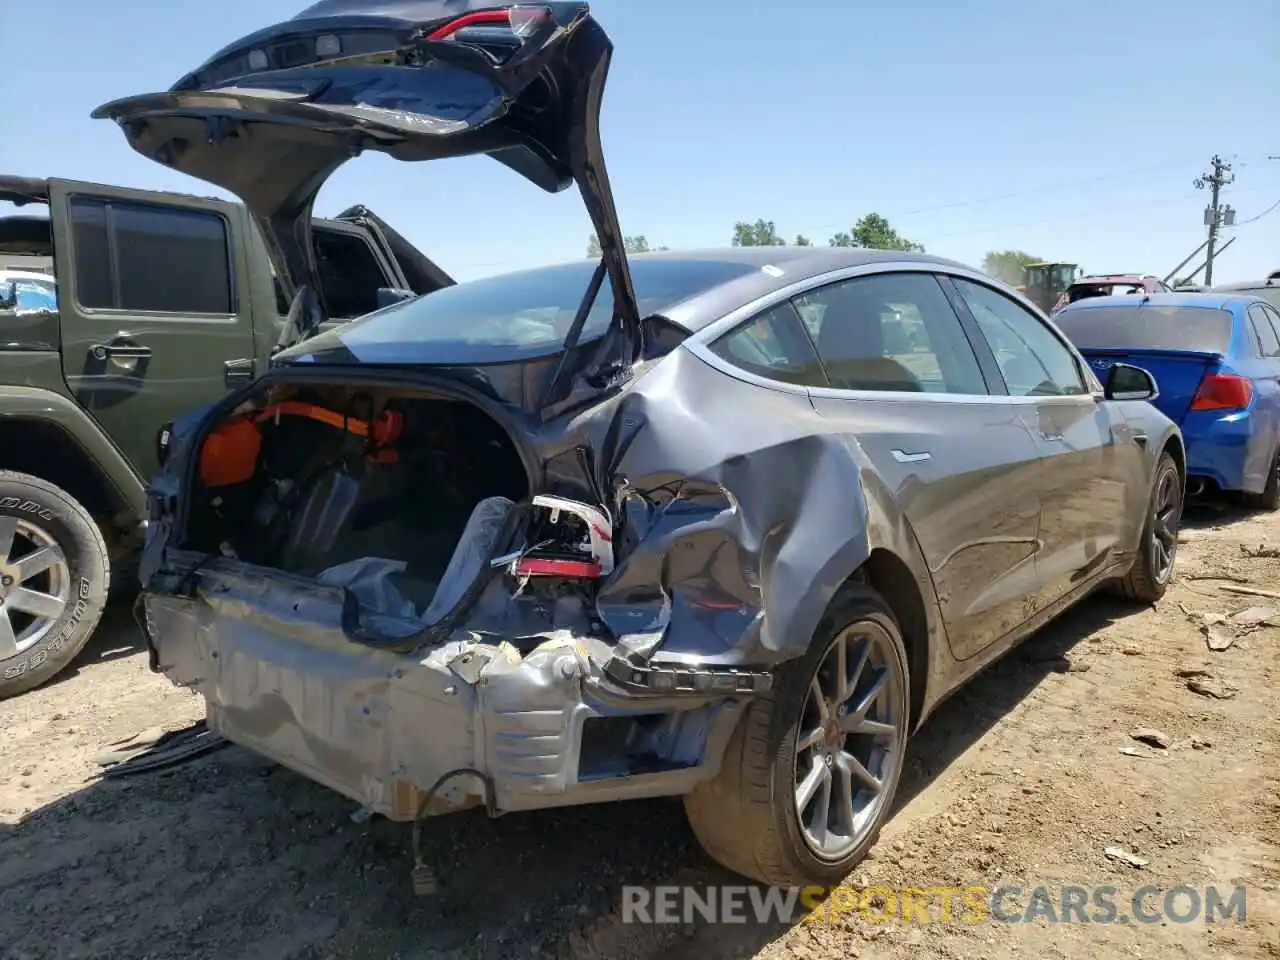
<box><xmin>1194</xmin><ymin>155</ymin><xmax>1235</xmax><ymax>286</ymax></box>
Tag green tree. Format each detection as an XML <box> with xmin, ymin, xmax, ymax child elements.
<box><xmin>982</xmin><ymin>250</ymin><xmax>1043</xmax><ymax>287</ymax></box>
<box><xmin>828</xmin><ymin>213</ymin><xmax>923</xmax><ymax>252</ymax></box>
<box><xmin>586</xmin><ymin>235</ymin><xmax>664</xmax><ymax>257</ymax></box>
<box><xmin>732</xmin><ymin>219</ymin><xmax>786</xmax><ymax>246</ymax></box>
<box><xmin>794</xmin><ymin>235</ymin><xmax>813</xmax><ymax>246</ymax></box>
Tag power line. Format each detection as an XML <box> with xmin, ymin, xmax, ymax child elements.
<box><xmin>784</xmin><ymin>160</ymin><xmax>1201</xmax><ymax>240</ymax></box>
<box><xmin>1234</xmin><ymin>196</ymin><xmax>1280</xmax><ymax>226</ymax></box>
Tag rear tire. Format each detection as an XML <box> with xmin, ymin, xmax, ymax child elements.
<box><xmin>0</xmin><ymin>471</ymin><xmax>110</xmax><ymax>700</ymax></box>
<box><xmin>1242</xmin><ymin>446</ymin><xmax>1280</xmax><ymax>511</ymax></box>
<box><xmin>1112</xmin><ymin>452</ymin><xmax>1181</xmax><ymax>604</ymax></box>
<box><xmin>683</xmin><ymin>584</ymin><xmax>910</xmax><ymax>886</ymax></box>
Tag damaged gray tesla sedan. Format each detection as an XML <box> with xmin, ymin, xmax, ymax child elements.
<box><xmin>96</xmin><ymin>1</ymin><xmax>1185</xmax><ymax>886</ymax></box>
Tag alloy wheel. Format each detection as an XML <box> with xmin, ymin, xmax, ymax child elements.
<box><xmin>793</xmin><ymin>621</ymin><xmax>906</xmax><ymax>861</ymax></box>
<box><xmin>0</xmin><ymin>516</ymin><xmax>70</xmax><ymax>660</ymax></box>
<box><xmin>1150</xmin><ymin>468</ymin><xmax>1181</xmax><ymax>584</ymax></box>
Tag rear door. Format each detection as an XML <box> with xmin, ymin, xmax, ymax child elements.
<box><xmin>48</xmin><ymin>178</ymin><xmax>257</xmax><ymax>481</ymax></box>
<box><xmin>947</xmin><ymin>277</ymin><xmax>1144</xmax><ymax>608</ymax></box>
<box><xmin>1245</xmin><ymin>303</ymin><xmax>1280</xmax><ymax>479</ymax></box>
<box><xmin>729</xmin><ymin>268</ymin><xmax>1048</xmax><ymax>661</ymax></box>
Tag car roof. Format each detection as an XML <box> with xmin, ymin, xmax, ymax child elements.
<box><xmin>1214</xmin><ymin>279</ymin><xmax>1280</xmax><ymax>292</ymax></box>
<box><xmin>0</xmin><ymin>270</ymin><xmax>54</xmax><ymax>283</ymax></box>
<box><xmin>1072</xmin><ymin>274</ymin><xmax>1153</xmax><ymax>284</ymax></box>
<box><xmin>619</xmin><ymin>247</ymin><xmax>986</xmax><ymax>333</ymax></box>
<box><xmin>1055</xmin><ymin>291</ymin><xmax>1255</xmax><ymax>313</ymax></box>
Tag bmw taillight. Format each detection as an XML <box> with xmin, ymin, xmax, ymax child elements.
<box><xmin>1190</xmin><ymin>372</ymin><xmax>1254</xmax><ymax>412</ymax></box>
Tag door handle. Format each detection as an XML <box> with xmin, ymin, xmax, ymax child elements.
<box><xmin>224</xmin><ymin>358</ymin><xmax>256</xmax><ymax>386</ymax></box>
<box><xmin>90</xmin><ymin>343</ymin><xmax>152</xmax><ymax>361</ymax></box>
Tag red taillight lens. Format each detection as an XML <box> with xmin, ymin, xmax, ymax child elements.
<box><xmin>1190</xmin><ymin>372</ymin><xmax>1254</xmax><ymax>412</ymax></box>
<box><xmin>514</xmin><ymin>557</ymin><xmax>601</xmax><ymax>579</ymax></box>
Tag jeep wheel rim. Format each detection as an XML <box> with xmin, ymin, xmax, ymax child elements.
<box><xmin>793</xmin><ymin>621</ymin><xmax>906</xmax><ymax>861</ymax></box>
<box><xmin>0</xmin><ymin>517</ymin><xmax>70</xmax><ymax>660</ymax></box>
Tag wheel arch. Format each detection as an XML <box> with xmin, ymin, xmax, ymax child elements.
<box><xmin>0</xmin><ymin>389</ymin><xmax>147</xmax><ymax>524</ymax></box>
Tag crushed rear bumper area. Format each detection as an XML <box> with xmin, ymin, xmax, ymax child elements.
<box><xmin>140</xmin><ymin>561</ymin><xmax>756</xmax><ymax>820</ymax></box>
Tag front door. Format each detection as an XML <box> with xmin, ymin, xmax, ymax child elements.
<box><xmin>948</xmin><ymin>276</ymin><xmax>1138</xmax><ymax>605</ymax></box>
<box><xmin>788</xmin><ymin>270</ymin><xmax>1047</xmax><ymax>660</ymax></box>
<box><xmin>49</xmin><ymin>179</ymin><xmax>259</xmax><ymax>481</ymax></box>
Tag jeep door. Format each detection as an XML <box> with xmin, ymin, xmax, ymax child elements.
<box><xmin>48</xmin><ymin>178</ymin><xmax>259</xmax><ymax>480</ymax></box>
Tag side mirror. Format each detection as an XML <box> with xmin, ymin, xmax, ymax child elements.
<box><xmin>1104</xmin><ymin>362</ymin><xmax>1159</xmax><ymax>402</ymax></box>
<box><xmin>0</xmin><ymin>281</ymin><xmax>16</xmax><ymax>311</ymax></box>
<box><xmin>376</xmin><ymin>287</ymin><xmax>416</xmax><ymax>310</ymax></box>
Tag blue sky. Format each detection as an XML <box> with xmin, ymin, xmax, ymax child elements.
<box><xmin>3</xmin><ymin>0</ymin><xmax>1278</xmax><ymax>284</ymax></box>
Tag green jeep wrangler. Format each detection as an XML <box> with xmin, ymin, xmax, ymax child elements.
<box><xmin>0</xmin><ymin>175</ymin><xmax>451</xmax><ymax>697</ymax></box>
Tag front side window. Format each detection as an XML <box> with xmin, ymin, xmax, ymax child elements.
<box><xmin>953</xmin><ymin>278</ymin><xmax>1088</xmax><ymax>397</ymax></box>
<box><xmin>273</xmin><ymin>228</ymin><xmax>393</xmax><ymax>321</ymax></box>
<box><xmin>794</xmin><ymin>272</ymin><xmax>988</xmax><ymax>394</ymax></box>
<box><xmin>70</xmin><ymin>197</ymin><xmax>233</xmax><ymax>315</ymax></box>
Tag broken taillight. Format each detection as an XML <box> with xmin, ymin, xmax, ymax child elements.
<box><xmin>1190</xmin><ymin>372</ymin><xmax>1254</xmax><ymax>412</ymax></box>
<box><xmin>506</xmin><ymin>496</ymin><xmax>614</xmax><ymax>580</ymax></box>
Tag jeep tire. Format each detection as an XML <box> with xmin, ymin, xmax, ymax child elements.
<box><xmin>0</xmin><ymin>471</ymin><xmax>110</xmax><ymax>699</ymax></box>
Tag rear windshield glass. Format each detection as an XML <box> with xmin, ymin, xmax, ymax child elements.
<box><xmin>1053</xmin><ymin>305</ymin><xmax>1234</xmax><ymax>354</ymax></box>
<box><xmin>329</xmin><ymin>257</ymin><xmax>757</xmax><ymax>363</ymax></box>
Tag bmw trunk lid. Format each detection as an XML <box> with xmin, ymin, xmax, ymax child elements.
<box><xmin>92</xmin><ymin>1</ymin><xmax>640</xmax><ymax>351</ymax></box>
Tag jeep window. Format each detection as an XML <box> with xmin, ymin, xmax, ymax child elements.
<box><xmin>272</xmin><ymin>227</ymin><xmax>392</xmax><ymax>321</ymax></box>
<box><xmin>69</xmin><ymin>198</ymin><xmax>234</xmax><ymax>315</ymax></box>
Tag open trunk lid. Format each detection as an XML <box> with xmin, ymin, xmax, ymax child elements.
<box><xmin>92</xmin><ymin>1</ymin><xmax>639</xmax><ymax>351</ymax></box>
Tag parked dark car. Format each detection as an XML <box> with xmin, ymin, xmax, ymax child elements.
<box><xmin>1214</xmin><ymin>269</ymin><xmax>1280</xmax><ymax>311</ymax></box>
<box><xmin>1055</xmin><ymin>293</ymin><xmax>1280</xmax><ymax>509</ymax></box>
<box><xmin>99</xmin><ymin>0</ymin><xmax>1186</xmax><ymax>886</ymax></box>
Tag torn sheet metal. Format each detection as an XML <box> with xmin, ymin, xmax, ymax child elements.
<box><xmin>145</xmin><ymin>566</ymin><xmax>743</xmax><ymax>818</ymax></box>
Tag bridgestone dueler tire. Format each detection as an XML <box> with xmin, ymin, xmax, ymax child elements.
<box><xmin>0</xmin><ymin>471</ymin><xmax>110</xmax><ymax>699</ymax></box>
<box><xmin>683</xmin><ymin>584</ymin><xmax>910</xmax><ymax>886</ymax></box>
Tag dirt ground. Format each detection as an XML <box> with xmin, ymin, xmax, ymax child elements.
<box><xmin>1</xmin><ymin>502</ymin><xmax>1277</xmax><ymax>960</ymax></box>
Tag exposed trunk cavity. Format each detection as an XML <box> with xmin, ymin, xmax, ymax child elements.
<box><xmin>184</xmin><ymin>380</ymin><xmax>538</xmax><ymax>641</ymax></box>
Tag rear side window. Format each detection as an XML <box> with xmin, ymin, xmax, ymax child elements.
<box><xmin>1053</xmin><ymin>304</ymin><xmax>1235</xmax><ymax>355</ymax></box>
<box><xmin>708</xmin><ymin>302</ymin><xmax>825</xmax><ymax>386</ymax></box>
<box><xmin>1248</xmin><ymin>305</ymin><xmax>1280</xmax><ymax>358</ymax></box>
<box><xmin>794</xmin><ymin>272</ymin><xmax>988</xmax><ymax>394</ymax></box>
<box><xmin>69</xmin><ymin>198</ymin><xmax>233</xmax><ymax>315</ymax></box>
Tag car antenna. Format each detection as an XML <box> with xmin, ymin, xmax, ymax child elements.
<box><xmin>540</xmin><ymin>258</ymin><xmax>608</xmax><ymax>409</ymax></box>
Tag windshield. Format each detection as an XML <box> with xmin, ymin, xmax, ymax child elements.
<box><xmin>1054</xmin><ymin>304</ymin><xmax>1235</xmax><ymax>355</ymax></box>
<box><xmin>319</xmin><ymin>257</ymin><xmax>758</xmax><ymax>364</ymax></box>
